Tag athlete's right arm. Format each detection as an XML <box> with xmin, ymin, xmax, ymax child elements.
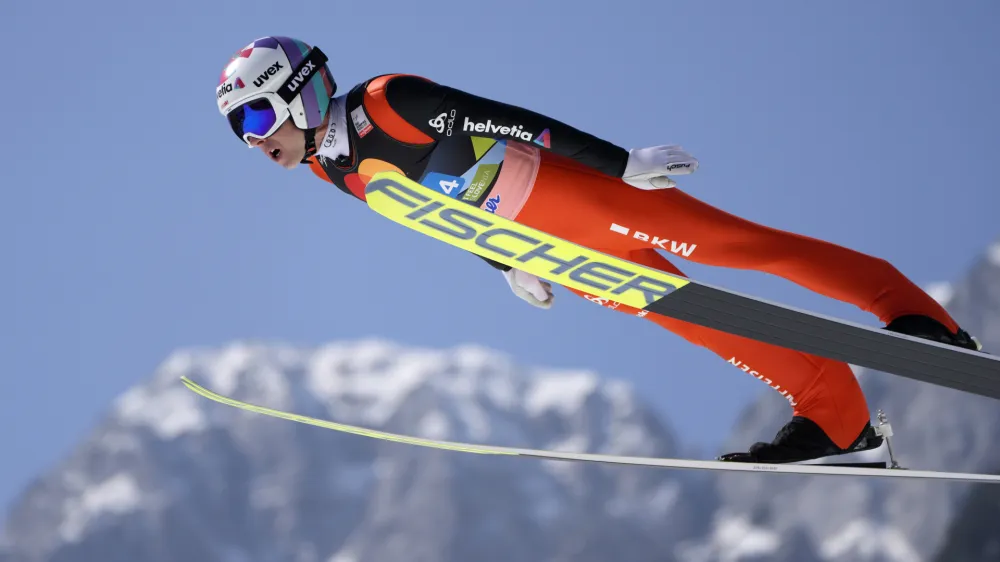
<box><xmin>382</xmin><ymin>74</ymin><xmax>630</xmax><ymax>177</ymax></box>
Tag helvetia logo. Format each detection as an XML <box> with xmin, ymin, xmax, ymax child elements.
<box><xmin>463</xmin><ymin>117</ymin><xmax>534</xmax><ymax>141</ymax></box>
<box><xmin>218</xmin><ymin>78</ymin><xmax>246</xmax><ymax>99</ymax></box>
<box><xmin>533</xmin><ymin>128</ymin><xmax>551</xmax><ymax>148</ymax></box>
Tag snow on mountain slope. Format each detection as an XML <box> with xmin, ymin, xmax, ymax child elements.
<box><xmin>0</xmin><ymin>339</ymin><xmax>713</xmax><ymax>562</ymax></box>
<box><xmin>683</xmin><ymin>236</ymin><xmax>1000</xmax><ymax>562</ymax></box>
<box><xmin>5</xmin><ymin>236</ymin><xmax>1000</xmax><ymax>562</ymax></box>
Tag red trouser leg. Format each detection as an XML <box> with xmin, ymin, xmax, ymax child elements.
<box><xmin>512</xmin><ymin>152</ymin><xmax>956</xmax><ymax>448</ymax></box>
<box><xmin>570</xmin><ymin>248</ymin><xmax>871</xmax><ymax>449</ymax></box>
<box><xmin>515</xmin><ymin>152</ymin><xmax>959</xmax><ymax>331</ymax></box>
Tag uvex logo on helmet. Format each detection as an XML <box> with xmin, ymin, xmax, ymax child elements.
<box><xmin>253</xmin><ymin>62</ymin><xmax>284</xmax><ymax>88</ymax></box>
<box><xmin>284</xmin><ymin>60</ymin><xmax>318</xmax><ymax>94</ymax></box>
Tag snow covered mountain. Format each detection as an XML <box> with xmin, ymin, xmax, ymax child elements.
<box><xmin>0</xmin><ymin>340</ymin><xmax>714</xmax><ymax>562</ymax></box>
<box><xmin>681</xmin><ymin>238</ymin><xmax>1000</xmax><ymax>562</ymax></box>
<box><xmin>4</xmin><ymin>237</ymin><xmax>1000</xmax><ymax>562</ymax></box>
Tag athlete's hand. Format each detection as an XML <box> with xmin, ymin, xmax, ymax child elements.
<box><xmin>621</xmin><ymin>144</ymin><xmax>699</xmax><ymax>189</ymax></box>
<box><xmin>503</xmin><ymin>268</ymin><xmax>554</xmax><ymax>309</ymax></box>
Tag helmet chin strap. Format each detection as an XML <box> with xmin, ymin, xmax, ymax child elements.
<box><xmin>300</xmin><ymin>127</ymin><xmax>318</xmax><ymax>164</ymax></box>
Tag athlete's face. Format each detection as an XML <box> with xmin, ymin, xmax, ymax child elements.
<box><xmin>247</xmin><ymin>119</ymin><xmax>304</xmax><ymax>170</ymax></box>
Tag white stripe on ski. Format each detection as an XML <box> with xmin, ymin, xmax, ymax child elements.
<box><xmin>180</xmin><ymin>377</ymin><xmax>1000</xmax><ymax>484</ymax></box>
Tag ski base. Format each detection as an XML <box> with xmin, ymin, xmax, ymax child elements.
<box><xmin>180</xmin><ymin>377</ymin><xmax>1000</xmax><ymax>484</ymax></box>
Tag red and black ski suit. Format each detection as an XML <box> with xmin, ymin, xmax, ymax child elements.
<box><xmin>306</xmin><ymin>74</ymin><xmax>960</xmax><ymax>449</ymax></box>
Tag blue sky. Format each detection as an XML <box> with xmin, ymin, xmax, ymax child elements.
<box><xmin>3</xmin><ymin>0</ymin><xmax>999</xmax><ymax>512</ymax></box>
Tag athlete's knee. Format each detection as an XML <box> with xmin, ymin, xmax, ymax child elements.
<box><xmin>873</xmin><ymin>256</ymin><xmax>906</xmax><ymax>280</ymax></box>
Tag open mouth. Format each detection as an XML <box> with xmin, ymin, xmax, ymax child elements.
<box><xmin>269</xmin><ymin>148</ymin><xmax>281</xmax><ymax>161</ymax></box>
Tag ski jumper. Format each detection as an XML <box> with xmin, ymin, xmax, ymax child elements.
<box><xmin>307</xmin><ymin>74</ymin><xmax>960</xmax><ymax>449</ymax></box>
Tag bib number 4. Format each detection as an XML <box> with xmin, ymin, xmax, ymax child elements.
<box><xmin>439</xmin><ymin>178</ymin><xmax>461</xmax><ymax>195</ymax></box>
<box><xmin>421</xmin><ymin>172</ymin><xmax>467</xmax><ymax>198</ymax></box>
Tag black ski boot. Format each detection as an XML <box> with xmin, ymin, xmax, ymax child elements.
<box><xmin>718</xmin><ymin>416</ymin><xmax>883</xmax><ymax>464</ymax></box>
<box><xmin>883</xmin><ymin>314</ymin><xmax>983</xmax><ymax>352</ymax></box>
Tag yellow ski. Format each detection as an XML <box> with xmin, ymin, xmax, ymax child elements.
<box><xmin>363</xmin><ymin>171</ymin><xmax>1000</xmax><ymax>401</ymax></box>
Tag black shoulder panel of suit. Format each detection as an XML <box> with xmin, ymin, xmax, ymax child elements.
<box><xmin>382</xmin><ymin>75</ymin><xmax>630</xmax><ymax>178</ymax></box>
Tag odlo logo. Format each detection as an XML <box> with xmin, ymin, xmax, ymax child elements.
<box><xmin>429</xmin><ymin>110</ymin><xmax>456</xmax><ymax>136</ymax></box>
<box><xmin>253</xmin><ymin>62</ymin><xmax>284</xmax><ymax>88</ymax></box>
<box><xmin>217</xmin><ymin>83</ymin><xmax>232</xmax><ymax>99</ymax></box>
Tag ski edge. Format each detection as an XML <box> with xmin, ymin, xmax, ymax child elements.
<box><xmin>180</xmin><ymin>376</ymin><xmax>1000</xmax><ymax>484</ymax></box>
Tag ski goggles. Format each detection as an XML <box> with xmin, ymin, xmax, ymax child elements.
<box><xmin>224</xmin><ymin>46</ymin><xmax>330</xmax><ymax>145</ymax></box>
<box><xmin>226</xmin><ymin>94</ymin><xmax>292</xmax><ymax>144</ymax></box>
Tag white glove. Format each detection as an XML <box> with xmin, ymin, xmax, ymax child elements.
<box><xmin>621</xmin><ymin>144</ymin><xmax>699</xmax><ymax>189</ymax></box>
<box><xmin>503</xmin><ymin>268</ymin><xmax>554</xmax><ymax>309</ymax></box>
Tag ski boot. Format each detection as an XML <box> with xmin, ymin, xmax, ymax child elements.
<box><xmin>883</xmin><ymin>314</ymin><xmax>983</xmax><ymax>352</ymax></box>
<box><xmin>718</xmin><ymin>416</ymin><xmax>883</xmax><ymax>464</ymax></box>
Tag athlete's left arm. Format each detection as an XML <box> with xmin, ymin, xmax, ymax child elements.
<box><xmin>384</xmin><ymin>75</ymin><xmax>630</xmax><ymax>177</ymax></box>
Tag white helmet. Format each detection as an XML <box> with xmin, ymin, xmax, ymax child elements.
<box><xmin>216</xmin><ymin>36</ymin><xmax>336</xmax><ymax>162</ymax></box>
